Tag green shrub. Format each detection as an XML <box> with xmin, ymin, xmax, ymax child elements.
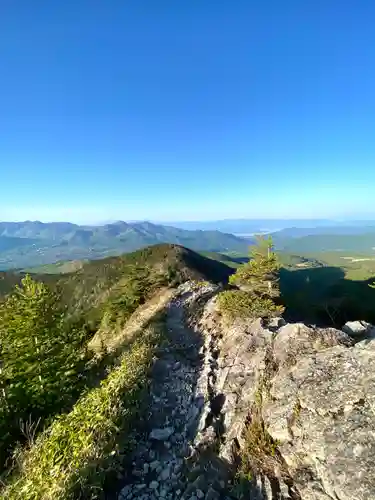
<box><xmin>2</xmin><ymin>324</ymin><xmax>162</xmax><ymax>500</ymax></box>
<box><xmin>218</xmin><ymin>290</ymin><xmax>284</xmax><ymax>320</ymax></box>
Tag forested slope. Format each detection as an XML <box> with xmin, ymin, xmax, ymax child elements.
<box><xmin>0</xmin><ymin>244</ymin><xmax>231</xmax><ymax>493</ymax></box>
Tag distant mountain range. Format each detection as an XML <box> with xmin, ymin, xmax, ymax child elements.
<box><xmin>168</xmin><ymin>219</ymin><xmax>375</xmax><ymax>234</ymax></box>
<box><xmin>2</xmin><ymin>219</ymin><xmax>375</xmax><ymax>271</ymax></box>
<box><xmin>0</xmin><ymin>221</ymin><xmax>251</xmax><ymax>270</ymax></box>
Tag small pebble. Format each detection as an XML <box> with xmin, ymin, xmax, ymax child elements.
<box><xmin>150</xmin><ymin>460</ymin><xmax>160</xmax><ymax>471</ymax></box>
<box><xmin>120</xmin><ymin>485</ymin><xmax>132</xmax><ymax>497</ymax></box>
<box><xmin>135</xmin><ymin>484</ymin><xmax>146</xmax><ymax>490</ymax></box>
<box><xmin>149</xmin><ymin>480</ymin><xmax>159</xmax><ymax>490</ymax></box>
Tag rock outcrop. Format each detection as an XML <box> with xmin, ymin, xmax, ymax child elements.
<box><xmin>117</xmin><ymin>281</ymin><xmax>375</xmax><ymax>500</ymax></box>
<box><xmin>192</xmin><ymin>293</ymin><xmax>375</xmax><ymax>500</ymax></box>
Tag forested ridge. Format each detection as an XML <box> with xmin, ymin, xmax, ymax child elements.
<box><xmin>0</xmin><ymin>244</ymin><xmax>231</xmax><ymax>496</ymax></box>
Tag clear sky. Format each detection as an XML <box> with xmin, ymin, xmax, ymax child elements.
<box><xmin>1</xmin><ymin>1</ymin><xmax>375</xmax><ymax>223</ymax></box>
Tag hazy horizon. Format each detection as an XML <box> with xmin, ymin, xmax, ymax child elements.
<box><xmin>2</xmin><ymin>217</ymin><xmax>375</xmax><ymax>227</ymax></box>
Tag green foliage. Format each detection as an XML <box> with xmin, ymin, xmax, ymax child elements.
<box><xmin>238</xmin><ymin>380</ymin><xmax>281</xmax><ymax>482</ymax></box>
<box><xmin>101</xmin><ymin>264</ymin><xmax>168</xmax><ymax>330</ymax></box>
<box><xmin>53</xmin><ymin>244</ymin><xmax>230</xmax><ymax>324</ymax></box>
<box><xmin>242</xmin><ymin>415</ymin><xmax>279</xmax><ymax>463</ymax></box>
<box><xmin>280</xmin><ymin>232</ymin><xmax>375</xmax><ymax>254</ymax></box>
<box><xmin>0</xmin><ymin>271</ymin><xmax>26</xmax><ymax>296</ymax></box>
<box><xmin>199</xmin><ymin>251</ymin><xmax>244</xmax><ymax>269</ymax></box>
<box><xmin>0</xmin><ymin>256</ymin><xmax>174</xmax><ymax>471</ymax></box>
<box><xmin>0</xmin><ymin>276</ymin><xmax>89</xmax><ymax>472</ymax></box>
<box><xmin>217</xmin><ymin>290</ymin><xmax>284</xmax><ymax>320</ymax></box>
<box><xmin>0</xmin><ymin>245</ymin><xmax>232</xmax><ymax>479</ymax></box>
<box><xmin>239</xmin><ymin>411</ymin><xmax>280</xmax><ymax>479</ymax></box>
<box><xmin>2</xmin><ymin>324</ymin><xmax>162</xmax><ymax>499</ymax></box>
<box><xmin>219</xmin><ymin>236</ymin><xmax>284</xmax><ymax>320</ymax></box>
<box><xmin>229</xmin><ymin>236</ymin><xmax>281</xmax><ymax>299</ymax></box>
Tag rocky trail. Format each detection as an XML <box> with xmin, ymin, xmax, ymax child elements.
<box><xmin>117</xmin><ymin>283</ymin><xmax>231</xmax><ymax>500</ymax></box>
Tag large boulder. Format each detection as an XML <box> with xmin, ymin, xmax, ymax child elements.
<box><xmin>342</xmin><ymin>320</ymin><xmax>375</xmax><ymax>339</ymax></box>
<box><xmin>273</xmin><ymin>322</ymin><xmax>353</xmax><ymax>368</ymax></box>
<box><xmin>193</xmin><ymin>299</ymin><xmax>375</xmax><ymax>499</ymax></box>
<box><xmin>264</xmin><ymin>328</ymin><xmax>375</xmax><ymax>500</ymax></box>
<box><xmin>263</xmin><ymin>341</ymin><xmax>375</xmax><ymax>500</ymax></box>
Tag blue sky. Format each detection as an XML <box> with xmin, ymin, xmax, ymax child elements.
<box><xmin>1</xmin><ymin>1</ymin><xmax>375</xmax><ymax>223</ymax></box>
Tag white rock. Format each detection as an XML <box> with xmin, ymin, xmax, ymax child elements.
<box><xmin>343</xmin><ymin>320</ymin><xmax>375</xmax><ymax>338</ymax></box>
<box><xmin>149</xmin><ymin>427</ymin><xmax>174</xmax><ymax>441</ymax></box>
<box><xmin>135</xmin><ymin>484</ymin><xmax>146</xmax><ymax>490</ymax></box>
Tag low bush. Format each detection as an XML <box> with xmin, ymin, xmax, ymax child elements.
<box><xmin>218</xmin><ymin>290</ymin><xmax>284</xmax><ymax>320</ymax></box>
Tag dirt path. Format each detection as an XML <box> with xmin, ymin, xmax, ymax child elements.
<box><xmin>117</xmin><ymin>283</ymin><xmax>231</xmax><ymax>500</ymax></box>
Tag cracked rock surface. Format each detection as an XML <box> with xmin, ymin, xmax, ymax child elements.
<box><xmin>116</xmin><ymin>280</ymin><xmax>375</xmax><ymax>500</ymax></box>
<box><xmin>264</xmin><ymin>331</ymin><xmax>375</xmax><ymax>500</ymax></box>
<box><xmin>192</xmin><ymin>296</ymin><xmax>375</xmax><ymax>499</ymax></box>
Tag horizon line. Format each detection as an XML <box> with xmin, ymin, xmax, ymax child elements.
<box><xmin>1</xmin><ymin>217</ymin><xmax>375</xmax><ymax>226</ymax></box>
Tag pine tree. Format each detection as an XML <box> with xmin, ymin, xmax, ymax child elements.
<box><xmin>230</xmin><ymin>235</ymin><xmax>281</xmax><ymax>299</ymax></box>
<box><xmin>0</xmin><ymin>276</ymin><xmax>87</xmax><ymax>468</ymax></box>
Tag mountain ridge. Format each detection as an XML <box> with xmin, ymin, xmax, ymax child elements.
<box><xmin>0</xmin><ymin>221</ymin><xmax>251</xmax><ymax>270</ymax></box>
